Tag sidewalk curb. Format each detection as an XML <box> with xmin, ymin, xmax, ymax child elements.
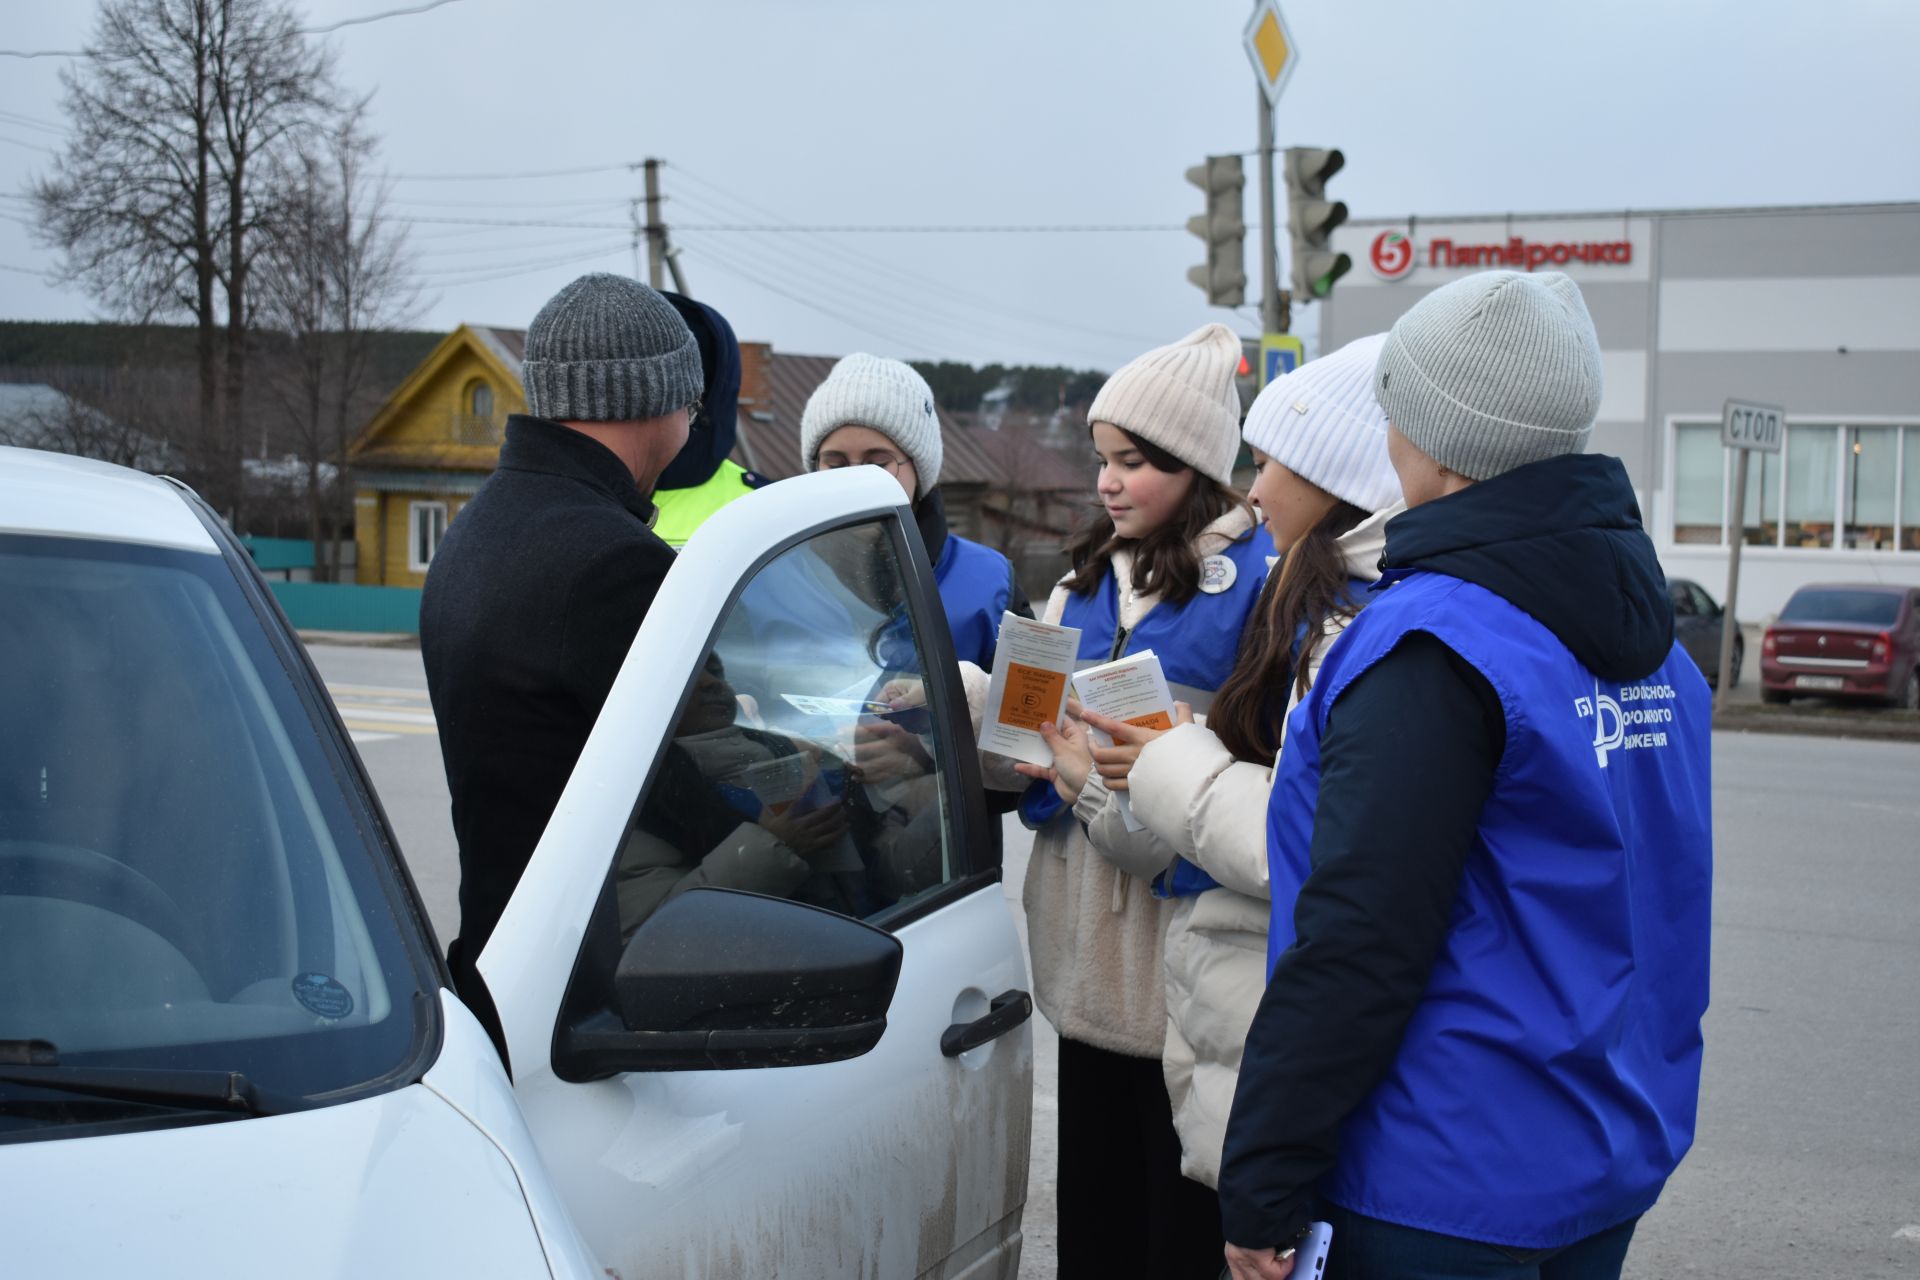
<box><xmin>1713</xmin><ymin>706</ymin><xmax>1920</xmax><ymax>743</ymax></box>
<box><xmin>299</xmin><ymin>630</ymin><xmax>420</xmax><ymax>650</ymax></box>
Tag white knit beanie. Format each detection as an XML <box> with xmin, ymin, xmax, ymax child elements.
<box><xmin>1086</xmin><ymin>323</ymin><xmax>1243</xmax><ymax>484</ymax></box>
<box><xmin>800</xmin><ymin>353</ymin><xmax>943</xmax><ymax>498</ymax></box>
<box><xmin>1241</xmin><ymin>333</ymin><xmax>1400</xmax><ymax>513</ymax></box>
<box><xmin>1374</xmin><ymin>270</ymin><xmax>1602</xmax><ymax>480</ymax></box>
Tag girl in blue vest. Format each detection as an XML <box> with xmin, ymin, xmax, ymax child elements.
<box><xmin>798</xmin><ymin>353</ymin><xmax>1030</xmax><ymax>670</ymax></box>
<box><xmin>1025</xmin><ymin>334</ymin><xmax>1405</xmax><ymax>1220</ymax></box>
<box><xmin>988</xmin><ymin>323</ymin><xmax>1273</xmax><ymax>1280</ymax></box>
<box><xmin>1218</xmin><ymin>273</ymin><xmax>1712</xmax><ymax>1280</ymax></box>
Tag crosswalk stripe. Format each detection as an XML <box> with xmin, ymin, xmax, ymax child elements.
<box><xmin>340</xmin><ymin>718</ymin><xmax>438</xmax><ymax>737</ymax></box>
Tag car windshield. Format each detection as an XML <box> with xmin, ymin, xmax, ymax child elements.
<box><xmin>1778</xmin><ymin>589</ymin><xmax>1902</xmax><ymax>626</ymax></box>
<box><xmin>0</xmin><ymin>533</ymin><xmax>432</xmax><ymax>1141</ymax></box>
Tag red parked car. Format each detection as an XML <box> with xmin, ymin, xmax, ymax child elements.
<box><xmin>1760</xmin><ymin>584</ymin><xmax>1920</xmax><ymax>708</ymax></box>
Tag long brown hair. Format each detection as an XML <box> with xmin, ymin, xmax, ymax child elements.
<box><xmin>1209</xmin><ymin>499</ymin><xmax>1370</xmax><ymax>763</ymax></box>
<box><xmin>1062</xmin><ymin>429</ymin><xmax>1250</xmax><ymax>608</ymax></box>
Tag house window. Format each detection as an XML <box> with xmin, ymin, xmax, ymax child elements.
<box><xmin>1672</xmin><ymin>421</ymin><xmax>1918</xmax><ymax>552</ymax></box>
<box><xmin>409</xmin><ymin>501</ymin><xmax>448</xmax><ymax>572</ymax></box>
<box><xmin>470</xmin><ymin>381</ymin><xmax>493</xmax><ymax>420</ymax></box>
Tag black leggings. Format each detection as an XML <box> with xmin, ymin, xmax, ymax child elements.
<box><xmin>1056</xmin><ymin>1036</ymin><xmax>1225</xmax><ymax>1279</ymax></box>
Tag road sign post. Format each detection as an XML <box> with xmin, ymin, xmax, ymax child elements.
<box><xmin>1243</xmin><ymin>0</ymin><xmax>1297</xmax><ymax>334</ymax></box>
<box><xmin>1716</xmin><ymin>399</ymin><xmax>1784</xmax><ymax>712</ymax></box>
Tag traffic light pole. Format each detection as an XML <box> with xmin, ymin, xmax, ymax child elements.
<box><xmin>1257</xmin><ymin>90</ymin><xmax>1286</xmax><ymax>335</ymax></box>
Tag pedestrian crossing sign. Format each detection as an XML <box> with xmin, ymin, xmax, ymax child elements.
<box><xmin>1260</xmin><ymin>334</ymin><xmax>1305</xmax><ymax>387</ymax></box>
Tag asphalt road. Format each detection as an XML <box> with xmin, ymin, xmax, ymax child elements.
<box><xmin>310</xmin><ymin>642</ymin><xmax>1920</xmax><ymax>1279</ymax></box>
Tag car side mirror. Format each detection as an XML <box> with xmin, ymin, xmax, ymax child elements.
<box><xmin>555</xmin><ymin>888</ymin><xmax>903</xmax><ymax>1078</ymax></box>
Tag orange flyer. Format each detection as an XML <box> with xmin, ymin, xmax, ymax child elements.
<box><xmin>998</xmin><ymin>662</ymin><xmax>1070</xmax><ymax>732</ymax></box>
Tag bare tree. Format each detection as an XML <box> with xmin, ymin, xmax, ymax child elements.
<box><xmin>31</xmin><ymin>0</ymin><xmax>337</xmax><ymax>524</ymax></box>
<box><xmin>256</xmin><ymin>101</ymin><xmax>421</xmax><ymax>580</ymax></box>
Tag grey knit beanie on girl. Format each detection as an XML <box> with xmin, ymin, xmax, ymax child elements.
<box><xmin>799</xmin><ymin>353</ymin><xmax>943</xmax><ymax>499</ymax></box>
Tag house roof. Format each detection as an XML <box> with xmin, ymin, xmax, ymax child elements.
<box><xmin>737</xmin><ymin>350</ymin><xmax>1083</xmax><ymax>492</ymax></box>
<box><xmin>353</xmin><ymin>325</ymin><xmax>1086</xmax><ymax>494</ymax></box>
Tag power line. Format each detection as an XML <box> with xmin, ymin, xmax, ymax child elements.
<box><xmin>668</xmin><ymin>181</ymin><xmax>1163</xmax><ymax>352</ymax></box>
<box><xmin>419</xmin><ymin>241</ymin><xmax>631</xmax><ymax>288</ymax></box>
<box><xmin>0</xmin><ymin>263</ymin><xmax>55</xmax><ymax>279</ymax></box>
<box><xmin>0</xmin><ymin>0</ymin><xmax>468</xmax><ymax>57</ymax></box>
<box><xmin>0</xmin><ymin>133</ymin><xmax>58</xmax><ymax>155</ymax></box>
<box><xmin>390</xmin><ymin>162</ymin><xmax>636</xmax><ymax>183</ymax></box>
<box><xmin>678</xmin><ymin>222</ymin><xmax>1183</xmax><ymax>234</ymax></box>
<box><xmin>0</xmin><ymin>108</ymin><xmax>67</xmax><ymax>136</ymax></box>
<box><xmin>304</xmin><ymin>0</ymin><xmax>464</xmax><ymax>34</ymax></box>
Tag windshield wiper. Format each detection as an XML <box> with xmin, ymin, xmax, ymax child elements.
<box><xmin>0</xmin><ymin>1040</ymin><xmax>287</xmax><ymax>1116</ymax></box>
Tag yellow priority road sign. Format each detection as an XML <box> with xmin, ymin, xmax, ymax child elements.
<box><xmin>1243</xmin><ymin>0</ymin><xmax>1299</xmax><ymax>106</ymax></box>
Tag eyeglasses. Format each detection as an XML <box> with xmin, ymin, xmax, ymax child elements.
<box><xmin>686</xmin><ymin>401</ymin><xmax>706</xmax><ymax>429</ymax></box>
<box><xmin>816</xmin><ymin>451</ymin><xmax>910</xmax><ymax>474</ymax></box>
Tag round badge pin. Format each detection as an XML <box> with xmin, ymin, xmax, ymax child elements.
<box><xmin>1199</xmin><ymin>554</ymin><xmax>1237</xmax><ymax>594</ymax></box>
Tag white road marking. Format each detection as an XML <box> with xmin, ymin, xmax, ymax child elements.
<box><xmin>1894</xmin><ymin>1225</ymin><xmax>1920</xmax><ymax>1243</ymax></box>
<box><xmin>349</xmin><ymin>731</ymin><xmax>397</xmax><ymax>745</ymax></box>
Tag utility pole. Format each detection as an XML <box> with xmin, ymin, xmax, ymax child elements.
<box><xmin>1258</xmin><ymin>86</ymin><xmax>1287</xmax><ymax>335</ymax></box>
<box><xmin>643</xmin><ymin>157</ymin><xmax>665</xmax><ymax>290</ymax></box>
<box><xmin>629</xmin><ymin>198</ymin><xmax>643</xmax><ymax>280</ymax></box>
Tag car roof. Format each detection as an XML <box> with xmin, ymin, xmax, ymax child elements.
<box><xmin>0</xmin><ymin>446</ymin><xmax>218</xmax><ymax>555</ymax></box>
<box><xmin>1788</xmin><ymin>583</ymin><xmax>1907</xmax><ymax>595</ymax></box>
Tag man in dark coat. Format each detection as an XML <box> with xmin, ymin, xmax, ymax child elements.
<box><xmin>421</xmin><ymin>273</ymin><xmax>703</xmax><ymax>1029</ymax></box>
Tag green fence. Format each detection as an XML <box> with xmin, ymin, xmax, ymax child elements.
<box><xmin>240</xmin><ymin>536</ymin><xmax>317</xmax><ymax>573</ymax></box>
<box><xmin>268</xmin><ymin>582</ymin><xmax>422</xmax><ymax>635</ymax></box>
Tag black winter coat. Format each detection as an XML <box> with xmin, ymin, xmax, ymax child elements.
<box><xmin>421</xmin><ymin>415</ymin><xmax>675</xmax><ymax>1007</ymax></box>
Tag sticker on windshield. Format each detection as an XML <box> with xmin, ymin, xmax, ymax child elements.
<box><xmin>292</xmin><ymin>972</ymin><xmax>354</xmax><ymax>1020</ymax></box>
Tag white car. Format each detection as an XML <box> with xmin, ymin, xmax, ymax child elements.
<box><xmin>0</xmin><ymin>447</ymin><xmax>1032</xmax><ymax>1278</ymax></box>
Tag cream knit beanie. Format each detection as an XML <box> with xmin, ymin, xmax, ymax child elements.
<box><xmin>1242</xmin><ymin>333</ymin><xmax>1401</xmax><ymax>513</ymax></box>
<box><xmin>1086</xmin><ymin>323</ymin><xmax>1243</xmax><ymax>484</ymax></box>
<box><xmin>799</xmin><ymin>353</ymin><xmax>943</xmax><ymax>498</ymax></box>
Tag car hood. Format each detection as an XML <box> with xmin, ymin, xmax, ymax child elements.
<box><xmin>0</xmin><ymin>1080</ymin><xmax>551</xmax><ymax>1278</ymax></box>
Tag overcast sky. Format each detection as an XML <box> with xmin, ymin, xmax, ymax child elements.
<box><xmin>3</xmin><ymin>0</ymin><xmax>1917</xmax><ymax>371</ymax></box>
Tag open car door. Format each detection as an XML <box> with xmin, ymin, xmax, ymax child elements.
<box><xmin>480</xmin><ymin>467</ymin><xmax>1031</xmax><ymax>1279</ymax></box>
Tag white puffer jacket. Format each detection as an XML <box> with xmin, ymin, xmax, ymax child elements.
<box><xmin>1080</xmin><ymin>502</ymin><xmax>1400</xmax><ymax>1185</ymax></box>
<box><xmin>967</xmin><ymin>507</ymin><xmax>1263</xmax><ymax>1058</ymax></box>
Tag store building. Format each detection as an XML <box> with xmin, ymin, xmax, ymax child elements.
<box><xmin>1318</xmin><ymin>202</ymin><xmax>1920</xmax><ymax>618</ymax></box>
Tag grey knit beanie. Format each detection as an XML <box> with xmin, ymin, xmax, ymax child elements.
<box><xmin>521</xmin><ymin>273</ymin><xmax>704</xmax><ymax>422</ymax></box>
<box><xmin>800</xmin><ymin>353</ymin><xmax>943</xmax><ymax>498</ymax></box>
<box><xmin>1374</xmin><ymin>270</ymin><xmax>1603</xmax><ymax>480</ymax></box>
<box><xmin>1086</xmin><ymin>323</ymin><xmax>1243</xmax><ymax>484</ymax></box>
<box><xmin>1242</xmin><ymin>332</ymin><xmax>1401</xmax><ymax>513</ymax></box>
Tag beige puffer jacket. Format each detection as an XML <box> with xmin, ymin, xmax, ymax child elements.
<box><xmin>1081</xmin><ymin>502</ymin><xmax>1400</xmax><ymax>1184</ymax></box>
<box><xmin>971</xmin><ymin>507</ymin><xmax>1262</xmax><ymax>1058</ymax></box>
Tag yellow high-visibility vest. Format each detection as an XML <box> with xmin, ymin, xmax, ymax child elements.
<box><xmin>652</xmin><ymin>461</ymin><xmax>765</xmax><ymax>549</ymax></box>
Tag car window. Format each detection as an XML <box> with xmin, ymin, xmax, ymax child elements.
<box><xmin>1688</xmin><ymin>584</ymin><xmax>1718</xmax><ymax>617</ymax></box>
<box><xmin>1670</xmin><ymin>584</ymin><xmax>1698</xmax><ymax>616</ymax></box>
<box><xmin>1778</xmin><ymin>589</ymin><xmax>1902</xmax><ymax>626</ymax></box>
<box><xmin>611</xmin><ymin>520</ymin><xmax>967</xmax><ymax>940</ymax></box>
<box><xmin>0</xmin><ymin>534</ymin><xmax>431</xmax><ymax>1141</ymax></box>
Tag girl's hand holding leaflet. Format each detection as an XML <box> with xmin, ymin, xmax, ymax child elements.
<box><xmin>1012</xmin><ymin>710</ymin><xmax>1095</xmax><ymax>805</ymax></box>
<box><xmin>1079</xmin><ymin>701</ymin><xmax>1194</xmax><ymax>791</ymax></box>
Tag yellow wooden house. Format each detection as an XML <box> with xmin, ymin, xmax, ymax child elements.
<box><xmin>348</xmin><ymin>325</ymin><xmax>525</xmax><ymax>587</ymax></box>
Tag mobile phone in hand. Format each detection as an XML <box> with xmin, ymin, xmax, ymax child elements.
<box><xmin>1288</xmin><ymin>1221</ymin><xmax>1332</xmax><ymax>1277</ymax></box>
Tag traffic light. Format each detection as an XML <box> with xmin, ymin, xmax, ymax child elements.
<box><xmin>1235</xmin><ymin>337</ymin><xmax>1260</xmax><ymax>414</ymax></box>
<box><xmin>1185</xmin><ymin>155</ymin><xmax>1246</xmax><ymax>308</ymax></box>
<box><xmin>1284</xmin><ymin>147</ymin><xmax>1350</xmax><ymax>302</ymax></box>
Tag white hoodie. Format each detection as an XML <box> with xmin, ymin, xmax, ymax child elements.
<box><xmin>1078</xmin><ymin>500</ymin><xmax>1402</xmax><ymax>1185</ymax></box>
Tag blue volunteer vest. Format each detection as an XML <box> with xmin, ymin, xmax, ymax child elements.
<box><xmin>1021</xmin><ymin>525</ymin><xmax>1274</xmax><ymax>828</ymax></box>
<box><xmin>1264</xmin><ymin>570</ymin><xmax>1712</xmax><ymax>1248</ymax></box>
<box><xmin>933</xmin><ymin>533</ymin><xmax>1017</xmax><ymax>669</ymax></box>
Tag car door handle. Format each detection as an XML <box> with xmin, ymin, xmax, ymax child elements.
<box><xmin>941</xmin><ymin>989</ymin><xmax>1032</xmax><ymax>1058</ymax></box>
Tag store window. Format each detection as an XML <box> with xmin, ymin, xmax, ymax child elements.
<box><xmin>1903</xmin><ymin>427</ymin><xmax>1920</xmax><ymax>552</ymax></box>
<box><xmin>1844</xmin><ymin>426</ymin><xmax>1898</xmax><ymax>551</ymax></box>
<box><xmin>1738</xmin><ymin>447</ymin><xmax>1781</xmax><ymax>548</ymax></box>
<box><xmin>1672</xmin><ymin>423</ymin><xmax>1725</xmax><ymax>544</ymax></box>
<box><xmin>1673</xmin><ymin>421</ymin><xmax>1918</xmax><ymax>553</ymax></box>
<box><xmin>1783</xmin><ymin>426</ymin><xmax>1838</xmax><ymax>548</ymax></box>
